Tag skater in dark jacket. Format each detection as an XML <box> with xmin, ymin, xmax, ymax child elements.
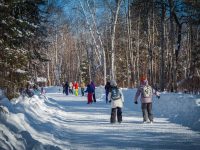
<box><xmin>85</xmin><ymin>84</ymin><xmax>94</xmax><ymax>104</ymax></box>
<box><xmin>65</xmin><ymin>81</ymin><xmax>69</xmax><ymax>95</ymax></box>
<box><xmin>62</xmin><ymin>82</ymin><xmax>65</xmax><ymax>94</ymax></box>
<box><xmin>105</xmin><ymin>81</ymin><xmax>111</xmax><ymax>103</ymax></box>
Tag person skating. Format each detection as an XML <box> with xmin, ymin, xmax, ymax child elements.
<box><xmin>64</xmin><ymin>81</ymin><xmax>69</xmax><ymax>95</ymax></box>
<box><xmin>80</xmin><ymin>81</ymin><xmax>85</xmax><ymax>96</ymax></box>
<box><xmin>85</xmin><ymin>84</ymin><xmax>94</xmax><ymax>104</ymax></box>
<box><xmin>134</xmin><ymin>76</ymin><xmax>160</xmax><ymax>124</ymax></box>
<box><xmin>109</xmin><ymin>80</ymin><xmax>124</xmax><ymax>123</ymax></box>
<box><xmin>90</xmin><ymin>81</ymin><xmax>96</xmax><ymax>102</ymax></box>
<box><xmin>72</xmin><ymin>82</ymin><xmax>75</xmax><ymax>95</ymax></box>
<box><xmin>74</xmin><ymin>81</ymin><xmax>79</xmax><ymax>96</ymax></box>
<box><xmin>62</xmin><ymin>82</ymin><xmax>65</xmax><ymax>94</ymax></box>
<box><xmin>105</xmin><ymin>81</ymin><xmax>111</xmax><ymax>103</ymax></box>
<box><xmin>69</xmin><ymin>82</ymin><xmax>73</xmax><ymax>94</ymax></box>
<box><xmin>40</xmin><ymin>86</ymin><xmax>45</xmax><ymax>95</ymax></box>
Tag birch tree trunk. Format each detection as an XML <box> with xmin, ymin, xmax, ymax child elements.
<box><xmin>87</xmin><ymin>0</ymin><xmax>107</xmax><ymax>85</ymax></box>
<box><xmin>136</xmin><ymin>13</ymin><xmax>141</xmax><ymax>86</ymax></box>
<box><xmin>160</xmin><ymin>1</ymin><xmax>165</xmax><ymax>91</ymax></box>
<box><xmin>111</xmin><ymin>0</ymin><xmax>122</xmax><ymax>80</ymax></box>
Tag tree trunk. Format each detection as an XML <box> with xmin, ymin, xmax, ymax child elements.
<box><xmin>168</xmin><ymin>0</ymin><xmax>177</xmax><ymax>92</ymax></box>
<box><xmin>87</xmin><ymin>0</ymin><xmax>107</xmax><ymax>85</ymax></box>
<box><xmin>136</xmin><ymin>13</ymin><xmax>141</xmax><ymax>86</ymax></box>
<box><xmin>111</xmin><ymin>0</ymin><xmax>122</xmax><ymax>80</ymax></box>
<box><xmin>160</xmin><ymin>1</ymin><xmax>165</xmax><ymax>91</ymax></box>
<box><xmin>126</xmin><ymin>0</ymin><xmax>131</xmax><ymax>87</ymax></box>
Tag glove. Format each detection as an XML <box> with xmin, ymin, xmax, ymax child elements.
<box><xmin>134</xmin><ymin>101</ymin><xmax>138</xmax><ymax>104</ymax></box>
<box><xmin>157</xmin><ymin>95</ymin><xmax>160</xmax><ymax>99</ymax></box>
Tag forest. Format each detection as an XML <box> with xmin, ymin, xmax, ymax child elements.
<box><xmin>0</xmin><ymin>0</ymin><xmax>200</xmax><ymax>98</ymax></box>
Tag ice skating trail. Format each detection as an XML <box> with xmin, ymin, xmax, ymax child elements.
<box><xmin>43</xmin><ymin>87</ymin><xmax>200</xmax><ymax>150</ymax></box>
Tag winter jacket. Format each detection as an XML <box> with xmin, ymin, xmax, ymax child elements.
<box><xmin>105</xmin><ymin>83</ymin><xmax>111</xmax><ymax>93</ymax></box>
<box><xmin>108</xmin><ymin>86</ymin><xmax>124</xmax><ymax>108</ymax></box>
<box><xmin>81</xmin><ymin>82</ymin><xmax>85</xmax><ymax>88</ymax></box>
<box><xmin>85</xmin><ymin>84</ymin><xmax>94</xmax><ymax>93</ymax></box>
<box><xmin>69</xmin><ymin>82</ymin><xmax>73</xmax><ymax>89</ymax></box>
<box><xmin>91</xmin><ymin>82</ymin><xmax>95</xmax><ymax>91</ymax></box>
<box><xmin>134</xmin><ymin>81</ymin><xmax>159</xmax><ymax>103</ymax></box>
<box><xmin>65</xmin><ymin>82</ymin><xmax>69</xmax><ymax>89</ymax></box>
<box><xmin>74</xmin><ymin>83</ymin><xmax>79</xmax><ymax>89</ymax></box>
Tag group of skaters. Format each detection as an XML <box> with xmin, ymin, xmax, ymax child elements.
<box><xmin>62</xmin><ymin>76</ymin><xmax>160</xmax><ymax>124</ymax></box>
<box><xmin>62</xmin><ymin>81</ymin><xmax>79</xmax><ymax>96</ymax></box>
<box><xmin>62</xmin><ymin>81</ymin><xmax>96</xmax><ymax>103</ymax></box>
<box><xmin>105</xmin><ymin>76</ymin><xmax>160</xmax><ymax>124</ymax></box>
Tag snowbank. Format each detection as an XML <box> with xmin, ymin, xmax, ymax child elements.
<box><xmin>0</xmin><ymin>93</ymin><xmax>62</xmax><ymax>150</ymax></box>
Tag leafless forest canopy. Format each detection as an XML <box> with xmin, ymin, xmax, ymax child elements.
<box><xmin>0</xmin><ymin>0</ymin><xmax>200</xmax><ymax>98</ymax></box>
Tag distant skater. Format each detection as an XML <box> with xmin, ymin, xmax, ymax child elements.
<box><xmin>62</xmin><ymin>82</ymin><xmax>65</xmax><ymax>94</ymax></box>
<box><xmin>74</xmin><ymin>81</ymin><xmax>79</xmax><ymax>96</ymax></box>
<box><xmin>81</xmin><ymin>81</ymin><xmax>85</xmax><ymax>96</ymax></box>
<box><xmin>85</xmin><ymin>84</ymin><xmax>94</xmax><ymax>104</ymax></box>
<box><xmin>69</xmin><ymin>82</ymin><xmax>73</xmax><ymax>94</ymax></box>
<box><xmin>105</xmin><ymin>81</ymin><xmax>111</xmax><ymax>103</ymax></box>
<box><xmin>65</xmin><ymin>81</ymin><xmax>69</xmax><ymax>95</ymax></box>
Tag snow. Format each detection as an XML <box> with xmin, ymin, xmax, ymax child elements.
<box><xmin>16</xmin><ymin>19</ymin><xmax>38</xmax><ymax>28</ymax></box>
<box><xmin>26</xmin><ymin>30</ymin><xmax>34</xmax><ymax>36</ymax></box>
<box><xmin>0</xmin><ymin>87</ymin><xmax>200</xmax><ymax>150</ymax></box>
<box><xmin>37</xmin><ymin>77</ymin><xmax>47</xmax><ymax>82</ymax></box>
<box><xmin>196</xmin><ymin>99</ymin><xmax>200</xmax><ymax>107</ymax></box>
<box><xmin>16</xmin><ymin>69</ymin><xmax>27</xmax><ymax>74</ymax></box>
<box><xmin>1</xmin><ymin>20</ymin><xmax>7</xmax><ymax>25</ymax></box>
<box><xmin>16</xmin><ymin>29</ymin><xmax>23</xmax><ymax>37</ymax></box>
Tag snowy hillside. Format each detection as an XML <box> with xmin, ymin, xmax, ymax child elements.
<box><xmin>0</xmin><ymin>86</ymin><xmax>200</xmax><ymax>150</ymax></box>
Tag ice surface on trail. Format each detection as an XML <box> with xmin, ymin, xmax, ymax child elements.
<box><xmin>0</xmin><ymin>87</ymin><xmax>200</xmax><ymax>150</ymax></box>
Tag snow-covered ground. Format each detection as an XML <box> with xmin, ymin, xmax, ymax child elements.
<box><xmin>0</xmin><ymin>86</ymin><xmax>200</xmax><ymax>150</ymax></box>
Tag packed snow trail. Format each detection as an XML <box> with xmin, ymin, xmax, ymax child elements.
<box><xmin>43</xmin><ymin>87</ymin><xmax>200</xmax><ymax>150</ymax></box>
<box><xmin>0</xmin><ymin>86</ymin><xmax>200</xmax><ymax>150</ymax></box>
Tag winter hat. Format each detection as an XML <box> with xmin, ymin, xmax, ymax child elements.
<box><xmin>110</xmin><ymin>80</ymin><xmax>117</xmax><ymax>86</ymax></box>
<box><xmin>140</xmin><ymin>76</ymin><xmax>148</xmax><ymax>84</ymax></box>
<box><xmin>140</xmin><ymin>76</ymin><xmax>146</xmax><ymax>81</ymax></box>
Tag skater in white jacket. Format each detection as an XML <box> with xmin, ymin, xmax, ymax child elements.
<box><xmin>108</xmin><ymin>80</ymin><xmax>124</xmax><ymax>123</ymax></box>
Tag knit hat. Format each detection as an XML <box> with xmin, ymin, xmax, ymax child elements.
<box><xmin>140</xmin><ymin>76</ymin><xmax>148</xmax><ymax>84</ymax></box>
<box><xmin>110</xmin><ymin>80</ymin><xmax>117</xmax><ymax>86</ymax></box>
<box><xmin>140</xmin><ymin>76</ymin><xmax>147</xmax><ymax>82</ymax></box>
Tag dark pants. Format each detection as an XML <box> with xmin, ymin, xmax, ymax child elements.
<box><xmin>65</xmin><ymin>88</ymin><xmax>69</xmax><ymax>95</ymax></box>
<box><xmin>93</xmin><ymin>92</ymin><xmax>96</xmax><ymax>102</ymax></box>
<box><xmin>69</xmin><ymin>89</ymin><xmax>73</xmax><ymax>94</ymax></box>
<box><xmin>141</xmin><ymin>103</ymin><xmax>153</xmax><ymax>122</ymax></box>
<box><xmin>106</xmin><ymin>91</ymin><xmax>109</xmax><ymax>103</ymax></box>
<box><xmin>81</xmin><ymin>88</ymin><xmax>84</xmax><ymax>96</ymax></box>
<box><xmin>110</xmin><ymin>107</ymin><xmax>122</xmax><ymax>123</ymax></box>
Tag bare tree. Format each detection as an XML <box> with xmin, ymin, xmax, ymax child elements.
<box><xmin>110</xmin><ymin>0</ymin><xmax>122</xmax><ymax>80</ymax></box>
